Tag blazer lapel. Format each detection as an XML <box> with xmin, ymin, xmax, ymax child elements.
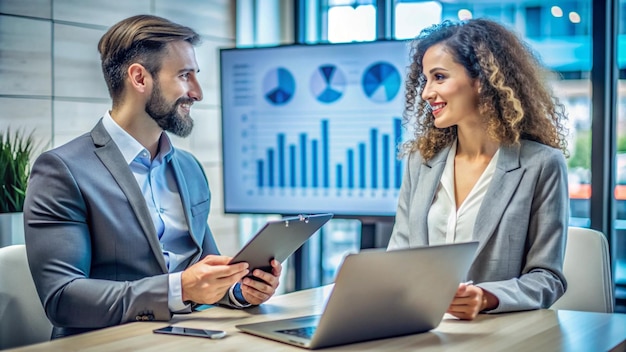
<box><xmin>472</xmin><ymin>144</ymin><xmax>524</xmax><ymax>255</ymax></box>
<box><xmin>91</xmin><ymin>120</ymin><xmax>168</xmax><ymax>273</ymax></box>
<box><xmin>170</xmin><ymin>155</ymin><xmax>202</xmax><ymax>262</ymax></box>
<box><xmin>417</xmin><ymin>146</ymin><xmax>451</xmax><ymax>245</ymax></box>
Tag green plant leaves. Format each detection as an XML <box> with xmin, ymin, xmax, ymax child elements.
<box><xmin>0</xmin><ymin>128</ymin><xmax>35</xmax><ymax>213</ymax></box>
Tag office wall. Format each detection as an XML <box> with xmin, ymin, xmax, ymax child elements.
<box><xmin>0</xmin><ymin>0</ymin><xmax>242</xmax><ymax>255</ymax></box>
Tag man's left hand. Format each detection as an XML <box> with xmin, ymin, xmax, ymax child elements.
<box><xmin>241</xmin><ymin>259</ymin><xmax>282</xmax><ymax>305</ymax></box>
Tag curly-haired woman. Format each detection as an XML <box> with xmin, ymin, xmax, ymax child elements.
<box><xmin>388</xmin><ymin>18</ymin><xmax>569</xmax><ymax>320</ymax></box>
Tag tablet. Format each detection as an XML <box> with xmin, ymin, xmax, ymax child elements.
<box><xmin>229</xmin><ymin>213</ymin><xmax>333</xmax><ymax>276</ymax></box>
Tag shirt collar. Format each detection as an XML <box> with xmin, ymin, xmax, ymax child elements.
<box><xmin>102</xmin><ymin>111</ymin><xmax>174</xmax><ymax>165</ymax></box>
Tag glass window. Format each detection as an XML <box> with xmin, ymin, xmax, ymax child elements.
<box><xmin>321</xmin><ymin>220</ymin><xmax>360</xmax><ymax>284</ymax></box>
<box><xmin>394</xmin><ymin>1</ymin><xmax>442</xmax><ymax>40</ymax></box>
<box><xmin>327</xmin><ymin>4</ymin><xmax>376</xmax><ymax>42</ymax></box>
<box><xmin>615</xmin><ymin>0</ymin><xmax>626</xmax><ymax>311</ymax></box>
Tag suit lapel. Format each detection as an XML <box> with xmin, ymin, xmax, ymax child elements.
<box><xmin>418</xmin><ymin>146</ymin><xmax>451</xmax><ymax>245</ymax></box>
<box><xmin>472</xmin><ymin>144</ymin><xmax>524</xmax><ymax>255</ymax></box>
<box><xmin>170</xmin><ymin>155</ymin><xmax>201</xmax><ymax>262</ymax></box>
<box><xmin>91</xmin><ymin>120</ymin><xmax>168</xmax><ymax>273</ymax></box>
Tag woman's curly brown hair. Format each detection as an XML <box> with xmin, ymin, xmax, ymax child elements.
<box><xmin>401</xmin><ymin>18</ymin><xmax>568</xmax><ymax>160</ymax></box>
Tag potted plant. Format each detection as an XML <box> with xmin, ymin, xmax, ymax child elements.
<box><xmin>0</xmin><ymin>128</ymin><xmax>36</xmax><ymax>247</ymax></box>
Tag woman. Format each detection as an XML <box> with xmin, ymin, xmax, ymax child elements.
<box><xmin>388</xmin><ymin>18</ymin><xmax>569</xmax><ymax>320</ymax></box>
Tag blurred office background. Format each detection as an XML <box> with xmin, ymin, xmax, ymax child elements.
<box><xmin>0</xmin><ymin>0</ymin><xmax>624</xmax><ymax>312</ymax></box>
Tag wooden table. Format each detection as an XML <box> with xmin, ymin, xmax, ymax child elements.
<box><xmin>9</xmin><ymin>285</ymin><xmax>626</xmax><ymax>351</ymax></box>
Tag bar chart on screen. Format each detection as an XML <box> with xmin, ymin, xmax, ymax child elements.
<box><xmin>245</xmin><ymin>113</ymin><xmax>402</xmax><ymax>191</ymax></box>
<box><xmin>230</xmin><ymin>109</ymin><xmax>404</xmax><ymax>215</ymax></box>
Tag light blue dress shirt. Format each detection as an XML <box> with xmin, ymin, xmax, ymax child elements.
<box><xmin>102</xmin><ymin>112</ymin><xmax>191</xmax><ymax>311</ymax></box>
<box><xmin>102</xmin><ymin>112</ymin><xmax>249</xmax><ymax>311</ymax></box>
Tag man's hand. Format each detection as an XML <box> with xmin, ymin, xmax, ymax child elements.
<box><xmin>446</xmin><ymin>282</ymin><xmax>498</xmax><ymax>320</ymax></box>
<box><xmin>241</xmin><ymin>259</ymin><xmax>282</xmax><ymax>305</ymax></box>
<box><xmin>181</xmin><ymin>255</ymin><xmax>249</xmax><ymax>304</ymax></box>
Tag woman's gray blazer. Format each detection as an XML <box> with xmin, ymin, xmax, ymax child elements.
<box><xmin>388</xmin><ymin>140</ymin><xmax>569</xmax><ymax>313</ymax></box>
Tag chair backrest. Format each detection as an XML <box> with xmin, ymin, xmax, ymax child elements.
<box><xmin>0</xmin><ymin>244</ymin><xmax>53</xmax><ymax>349</ymax></box>
<box><xmin>550</xmin><ymin>227</ymin><xmax>614</xmax><ymax>313</ymax></box>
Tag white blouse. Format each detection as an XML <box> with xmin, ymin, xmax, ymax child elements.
<box><xmin>428</xmin><ymin>140</ymin><xmax>500</xmax><ymax>245</ymax></box>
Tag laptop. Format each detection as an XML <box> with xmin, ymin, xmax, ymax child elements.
<box><xmin>236</xmin><ymin>241</ymin><xmax>479</xmax><ymax>349</ymax></box>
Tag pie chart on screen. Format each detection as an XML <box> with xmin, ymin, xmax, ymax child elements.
<box><xmin>263</xmin><ymin>67</ymin><xmax>295</xmax><ymax>105</ymax></box>
<box><xmin>310</xmin><ymin>64</ymin><xmax>346</xmax><ymax>104</ymax></box>
<box><xmin>362</xmin><ymin>62</ymin><xmax>401</xmax><ymax>103</ymax></box>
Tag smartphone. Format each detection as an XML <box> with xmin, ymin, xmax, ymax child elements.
<box><xmin>153</xmin><ymin>325</ymin><xmax>226</xmax><ymax>339</ymax></box>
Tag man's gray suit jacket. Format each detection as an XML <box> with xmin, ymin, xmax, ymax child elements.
<box><xmin>24</xmin><ymin>120</ymin><xmax>229</xmax><ymax>338</ymax></box>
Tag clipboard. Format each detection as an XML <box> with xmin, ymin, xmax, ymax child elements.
<box><xmin>229</xmin><ymin>213</ymin><xmax>334</xmax><ymax>275</ymax></box>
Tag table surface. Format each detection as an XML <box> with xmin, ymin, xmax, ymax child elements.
<box><xmin>9</xmin><ymin>285</ymin><xmax>626</xmax><ymax>351</ymax></box>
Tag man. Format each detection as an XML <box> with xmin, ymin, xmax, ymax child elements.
<box><xmin>23</xmin><ymin>14</ymin><xmax>281</xmax><ymax>339</ymax></box>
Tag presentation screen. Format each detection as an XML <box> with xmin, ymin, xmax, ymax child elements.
<box><xmin>219</xmin><ymin>40</ymin><xmax>410</xmax><ymax>217</ymax></box>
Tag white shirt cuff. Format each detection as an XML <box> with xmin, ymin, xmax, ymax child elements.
<box><xmin>168</xmin><ymin>272</ymin><xmax>189</xmax><ymax>312</ymax></box>
<box><xmin>228</xmin><ymin>284</ymin><xmax>252</xmax><ymax>308</ymax></box>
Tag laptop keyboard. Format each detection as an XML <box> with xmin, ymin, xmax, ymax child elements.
<box><xmin>276</xmin><ymin>326</ymin><xmax>316</xmax><ymax>339</ymax></box>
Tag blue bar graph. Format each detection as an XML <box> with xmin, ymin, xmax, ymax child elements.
<box><xmin>278</xmin><ymin>133</ymin><xmax>285</xmax><ymax>187</ymax></box>
<box><xmin>370</xmin><ymin>129</ymin><xmax>377</xmax><ymax>188</ymax></box>
<box><xmin>336</xmin><ymin>164</ymin><xmax>342</xmax><ymax>188</ymax></box>
<box><xmin>382</xmin><ymin>134</ymin><xmax>390</xmax><ymax>189</ymax></box>
<box><xmin>300</xmin><ymin>133</ymin><xmax>307</xmax><ymax>187</ymax></box>
<box><xmin>267</xmin><ymin>149</ymin><xmax>274</xmax><ymax>187</ymax></box>
<box><xmin>322</xmin><ymin>120</ymin><xmax>329</xmax><ymax>188</ymax></box>
<box><xmin>312</xmin><ymin>140</ymin><xmax>318</xmax><ymax>187</ymax></box>
<box><xmin>358</xmin><ymin>143</ymin><xmax>365</xmax><ymax>189</ymax></box>
<box><xmin>347</xmin><ymin>149</ymin><xmax>354</xmax><ymax>189</ymax></box>
<box><xmin>255</xmin><ymin>118</ymin><xmax>403</xmax><ymax>191</ymax></box>
<box><xmin>289</xmin><ymin>145</ymin><xmax>296</xmax><ymax>187</ymax></box>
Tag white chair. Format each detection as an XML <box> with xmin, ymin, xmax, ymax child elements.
<box><xmin>550</xmin><ymin>227</ymin><xmax>614</xmax><ymax>313</ymax></box>
<box><xmin>0</xmin><ymin>244</ymin><xmax>53</xmax><ymax>349</ymax></box>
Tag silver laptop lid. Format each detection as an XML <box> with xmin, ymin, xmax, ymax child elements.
<box><xmin>309</xmin><ymin>241</ymin><xmax>479</xmax><ymax>349</ymax></box>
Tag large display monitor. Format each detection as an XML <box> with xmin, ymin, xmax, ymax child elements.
<box><xmin>219</xmin><ymin>40</ymin><xmax>410</xmax><ymax>217</ymax></box>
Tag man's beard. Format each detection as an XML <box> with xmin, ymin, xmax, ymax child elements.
<box><xmin>146</xmin><ymin>81</ymin><xmax>194</xmax><ymax>137</ymax></box>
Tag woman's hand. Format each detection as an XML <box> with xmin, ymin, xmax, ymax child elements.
<box><xmin>446</xmin><ymin>282</ymin><xmax>498</xmax><ymax>320</ymax></box>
